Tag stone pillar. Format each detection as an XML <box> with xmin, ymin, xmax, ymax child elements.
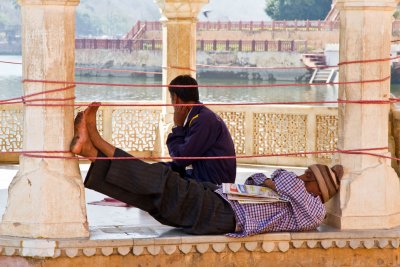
<box><xmin>326</xmin><ymin>0</ymin><xmax>400</xmax><ymax>229</ymax></box>
<box><xmin>0</xmin><ymin>0</ymin><xmax>89</xmax><ymax>238</ymax></box>
<box><xmin>154</xmin><ymin>0</ymin><xmax>209</xmax><ymax>157</ymax></box>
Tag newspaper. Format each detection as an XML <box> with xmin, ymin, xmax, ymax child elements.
<box><xmin>222</xmin><ymin>183</ymin><xmax>285</xmax><ymax>204</ymax></box>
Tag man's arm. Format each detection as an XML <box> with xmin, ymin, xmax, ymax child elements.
<box><xmin>167</xmin><ymin>113</ymin><xmax>221</xmax><ymax>167</ymax></box>
<box><xmin>272</xmin><ymin>169</ymin><xmax>326</xmax><ymax>230</ymax></box>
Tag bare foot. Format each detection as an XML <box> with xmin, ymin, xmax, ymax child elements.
<box><xmin>70</xmin><ymin>111</ymin><xmax>97</xmax><ymax>159</ymax></box>
<box><xmin>83</xmin><ymin>102</ymin><xmax>116</xmax><ymax>157</ymax></box>
<box><xmin>85</xmin><ymin>102</ymin><xmax>100</xmax><ymax>125</ymax></box>
<box><xmin>85</xmin><ymin>102</ymin><xmax>100</xmax><ymax>134</ymax></box>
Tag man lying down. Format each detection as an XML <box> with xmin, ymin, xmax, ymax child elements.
<box><xmin>70</xmin><ymin>103</ymin><xmax>343</xmax><ymax>237</ymax></box>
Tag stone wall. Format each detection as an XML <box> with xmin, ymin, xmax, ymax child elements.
<box><xmin>75</xmin><ymin>49</ymin><xmax>308</xmax><ymax>81</ymax></box>
<box><xmin>0</xmin><ymin>244</ymin><xmax>399</xmax><ymax>267</ymax></box>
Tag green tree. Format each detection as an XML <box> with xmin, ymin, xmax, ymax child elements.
<box><xmin>265</xmin><ymin>0</ymin><xmax>332</xmax><ymax>20</ymax></box>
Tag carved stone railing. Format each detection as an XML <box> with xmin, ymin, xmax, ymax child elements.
<box><xmin>211</xmin><ymin>105</ymin><xmax>338</xmax><ymax>166</ymax></box>
<box><xmin>0</xmin><ymin>102</ymin><xmax>338</xmax><ymax>166</ymax></box>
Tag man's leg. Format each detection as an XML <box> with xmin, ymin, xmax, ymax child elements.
<box><xmin>73</xmin><ymin>104</ymin><xmax>236</xmax><ymax>235</ymax></box>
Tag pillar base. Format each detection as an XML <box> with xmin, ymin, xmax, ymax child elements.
<box><xmin>326</xmin><ymin>162</ymin><xmax>400</xmax><ymax>229</ymax></box>
<box><xmin>326</xmin><ymin>212</ymin><xmax>400</xmax><ymax>230</ymax></box>
<box><xmin>0</xmin><ymin>156</ymin><xmax>89</xmax><ymax>238</ymax></box>
<box><xmin>0</xmin><ymin>221</ymin><xmax>89</xmax><ymax>239</ymax></box>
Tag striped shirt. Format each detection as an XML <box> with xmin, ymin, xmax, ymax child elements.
<box><xmin>214</xmin><ymin>169</ymin><xmax>326</xmax><ymax>237</ymax></box>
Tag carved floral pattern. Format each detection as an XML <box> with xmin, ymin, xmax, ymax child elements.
<box><xmin>0</xmin><ymin>109</ymin><xmax>23</xmax><ymax>151</ymax></box>
<box><xmin>253</xmin><ymin>113</ymin><xmax>307</xmax><ymax>157</ymax></box>
<box><xmin>217</xmin><ymin>111</ymin><xmax>246</xmax><ymax>154</ymax></box>
<box><xmin>112</xmin><ymin>109</ymin><xmax>161</xmax><ymax>151</ymax></box>
<box><xmin>316</xmin><ymin>115</ymin><xmax>338</xmax><ymax>159</ymax></box>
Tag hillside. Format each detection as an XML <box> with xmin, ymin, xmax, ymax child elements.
<box><xmin>0</xmin><ymin>0</ymin><xmax>270</xmax><ymax>37</ymax></box>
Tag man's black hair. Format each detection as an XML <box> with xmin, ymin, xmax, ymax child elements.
<box><xmin>168</xmin><ymin>75</ymin><xmax>199</xmax><ymax>102</ymax></box>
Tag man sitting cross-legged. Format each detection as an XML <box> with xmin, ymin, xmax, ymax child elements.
<box><xmin>71</xmin><ymin>103</ymin><xmax>343</xmax><ymax>237</ymax></box>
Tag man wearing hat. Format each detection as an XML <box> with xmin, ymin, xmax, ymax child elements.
<box><xmin>71</xmin><ymin>104</ymin><xmax>343</xmax><ymax>237</ymax></box>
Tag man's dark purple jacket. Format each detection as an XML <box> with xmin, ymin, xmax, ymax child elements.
<box><xmin>166</xmin><ymin>104</ymin><xmax>236</xmax><ymax>184</ymax></box>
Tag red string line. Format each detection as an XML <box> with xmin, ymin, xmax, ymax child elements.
<box><xmin>340</xmin><ymin>150</ymin><xmax>400</xmax><ymax>161</ymax></box>
<box><xmin>22</xmin><ymin>75</ymin><xmax>390</xmax><ymax>89</ymax></box>
<box><xmin>338</xmin><ymin>56</ymin><xmax>400</xmax><ymax>66</ymax></box>
<box><xmin>1</xmin><ymin>59</ymin><xmax>398</xmax><ymax>162</ymax></box>
<box><xmin>0</xmin><ymin>60</ymin><xmax>22</xmax><ymax>65</ymax></box>
<box><xmin>22</xmin><ymin>98</ymin><xmax>399</xmax><ymax>107</ymax></box>
<box><xmin>0</xmin><ymin>150</ymin><xmax>71</xmax><ymax>154</ymax></box>
<box><xmin>0</xmin><ymin>76</ymin><xmax>392</xmax><ymax>106</ymax></box>
<box><xmin>0</xmin><ymin>85</ymin><xmax>75</xmax><ymax>105</ymax></box>
<box><xmin>19</xmin><ymin>147</ymin><xmax>389</xmax><ymax>161</ymax></box>
<box><xmin>0</xmin><ymin>97</ymin><xmax>76</xmax><ymax>105</ymax></box>
<box><xmin>1</xmin><ymin>147</ymin><xmax>388</xmax><ymax>156</ymax></box>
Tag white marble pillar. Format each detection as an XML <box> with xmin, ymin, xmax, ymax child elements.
<box><xmin>326</xmin><ymin>0</ymin><xmax>400</xmax><ymax>229</ymax></box>
<box><xmin>154</xmin><ymin>0</ymin><xmax>209</xmax><ymax>157</ymax></box>
<box><xmin>0</xmin><ymin>0</ymin><xmax>89</xmax><ymax>238</ymax></box>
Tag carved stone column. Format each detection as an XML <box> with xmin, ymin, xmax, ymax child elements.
<box><xmin>154</xmin><ymin>0</ymin><xmax>209</xmax><ymax>157</ymax></box>
<box><xmin>326</xmin><ymin>0</ymin><xmax>400</xmax><ymax>229</ymax></box>
<box><xmin>0</xmin><ymin>0</ymin><xmax>88</xmax><ymax>238</ymax></box>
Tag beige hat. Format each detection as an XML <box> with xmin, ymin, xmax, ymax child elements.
<box><xmin>309</xmin><ymin>164</ymin><xmax>343</xmax><ymax>203</ymax></box>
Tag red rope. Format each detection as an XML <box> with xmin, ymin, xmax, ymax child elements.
<box><xmin>22</xmin><ymin>99</ymin><xmax>398</xmax><ymax>107</ymax></box>
<box><xmin>22</xmin><ymin>75</ymin><xmax>390</xmax><ymax>89</ymax></box>
<box><xmin>0</xmin><ymin>76</ymin><xmax>393</xmax><ymax>107</ymax></box>
<box><xmin>0</xmin><ymin>60</ymin><xmax>22</xmax><ymax>65</ymax></box>
<box><xmin>0</xmin><ymin>85</ymin><xmax>75</xmax><ymax>105</ymax></box>
<box><xmin>1</xmin><ymin>150</ymin><xmax>70</xmax><ymax>154</ymax></box>
<box><xmin>338</xmin><ymin>56</ymin><xmax>399</xmax><ymax>66</ymax></box>
<box><xmin>0</xmin><ymin>58</ymin><xmax>398</xmax><ymax>163</ymax></box>
<box><xmin>20</xmin><ymin>147</ymin><xmax>389</xmax><ymax>161</ymax></box>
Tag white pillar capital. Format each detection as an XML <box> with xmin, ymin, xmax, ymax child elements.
<box><xmin>155</xmin><ymin>0</ymin><xmax>209</xmax><ymax>20</ymax></box>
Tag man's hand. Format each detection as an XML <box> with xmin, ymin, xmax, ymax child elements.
<box><xmin>263</xmin><ymin>179</ymin><xmax>277</xmax><ymax>191</ymax></box>
<box><xmin>174</xmin><ymin>105</ymin><xmax>190</xmax><ymax>126</ymax></box>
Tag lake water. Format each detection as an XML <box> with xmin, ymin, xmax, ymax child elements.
<box><xmin>2</xmin><ymin>55</ymin><xmax>397</xmax><ymax>104</ymax></box>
